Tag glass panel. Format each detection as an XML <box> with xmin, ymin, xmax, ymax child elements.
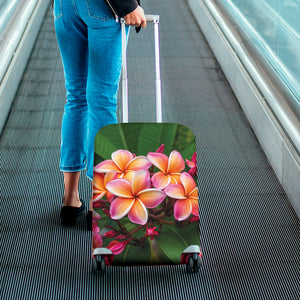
<box><xmin>215</xmin><ymin>0</ymin><xmax>300</xmax><ymax>103</ymax></box>
<box><xmin>0</xmin><ymin>0</ymin><xmax>22</xmax><ymax>33</ymax></box>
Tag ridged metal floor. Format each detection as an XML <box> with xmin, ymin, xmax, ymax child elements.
<box><xmin>1</xmin><ymin>1</ymin><xmax>299</xmax><ymax>299</ymax></box>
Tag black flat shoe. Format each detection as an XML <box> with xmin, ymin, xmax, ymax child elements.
<box><xmin>86</xmin><ymin>210</ymin><xmax>92</xmax><ymax>231</ymax></box>
<box><xmin>61</xmin><ymin>200</ymin><xmax>85</xmax><ymax>226</ymax></box>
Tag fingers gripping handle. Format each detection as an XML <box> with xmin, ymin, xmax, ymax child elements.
<box><xmin>121</xmin><ymin>15</ymin><xmax>162</xmax><ymax>123</ymax></box>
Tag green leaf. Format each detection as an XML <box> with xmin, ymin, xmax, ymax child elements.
<box><xmin>149</xmin><ymin>238</ymin><xmax>173</xmax><ymax>264</ymax></box>
<box><xmin>159</xmin><ymin>123</ymin><xmax>178</xmax><ymax>155</ymax></box>
<box><xmin>180</xmin><ymin>142</ymin><xmax>196</xmax><ymax>160</ymax></box>
<box><xmin>156</xmin><ymin>223</ymin><xmax>200</xmax><ymax>264</ymax></box>
<box><xmin>156</xmin><ymin>225</ymin><xmax>188</xmax><ymax>264</ymax></box>
<box><xmin>94</xmin><ymin>123</ymin><xmax>196</xmax><ymax>165</ymax></box>
<box><xmin>117</xmin><ymin>123</ymin><xmax>129</xmax><ymax>150</ymax></box>
<box><xmin>118</xmin><ymin>123</ymin><xmax>143</xmax><ymax>153</ymax></box>
<box><xmin>115</xmin><ymin>242</ymin><xmax>152</xmax><ymax>265</ymax></box>
<box><xmin>175</xmin><ymin>222</ymin><xmax>201</xmax><ymax>244</ymax></box>
<box><xmin>137</xmin><ymin>123</ymin><xmax>164</xmax><ymax>154</ymax></box>
<box><xmin>173</xmin><ymin>124</ymin><xmax>196</xmax><ymax>153</ymax></box>
<box><xmin>94</xmin><ymin>124</ymin><xmax>124</xmax><ymax>160</ymax></box>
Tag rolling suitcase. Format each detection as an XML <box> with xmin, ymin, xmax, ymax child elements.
<box><xmin>92</xmin><ymin>15</ymin><xmax>202</xmax><ymax>273</ymax></box>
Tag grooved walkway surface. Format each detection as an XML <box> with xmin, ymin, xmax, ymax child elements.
<box><xmin>1</xmin><ymin>1</ymin><xmax>299</xmax><ymax>299</ymax></box>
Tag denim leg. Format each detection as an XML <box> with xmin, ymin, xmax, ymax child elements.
<box><xmin>54</xmin><ymin>1</ymin><xmax>89</xmax><ymax>172</ymax></box>
<box><xmin>54</xmin><ymin>0</ymin><xmax>128</xmax><ymax>179</ymax></box>
<box><xmin>85</xmin><ymin>24</ymin><xmax>125</xmax><ymax>180</ymax></box>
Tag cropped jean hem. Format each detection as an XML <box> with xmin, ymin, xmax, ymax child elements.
<box><xmin>60</xmin><ymin>164</ymin><xmax>86</xmax><ymax>173</ymax></box>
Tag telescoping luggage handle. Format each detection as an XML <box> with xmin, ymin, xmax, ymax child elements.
<box><xmin>121</xmin><ymin>15</ymin><xmax>162</xmax><ymax>123</ymax></box>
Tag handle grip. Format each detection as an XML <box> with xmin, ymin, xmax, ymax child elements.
<box><xmin>145</xmin><ymin>15</ymin><xmax>160</xmax><ymax>23</ymax></box>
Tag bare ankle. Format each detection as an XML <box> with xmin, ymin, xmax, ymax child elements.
<box><xmin>63</xmin><ymin>196</ymin><xmax>81</xmax><ymax>207</ymax></box>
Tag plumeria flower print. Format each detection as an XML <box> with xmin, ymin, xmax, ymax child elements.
<box><xmin>147</xmin><ymin>150</ymin><xmax>185</xmax><ymax>189</ymax></box>
<box><xmin>107</xmin><ymin>240</ymin><xmax>129</xmax><ymax>255</ymax></box>
<box><xmin>93</xmin><ymin>170</ymin><xmax>118</xmax><ymax>203</ymax></box>
<box><xmin>94</xmin><ymin>149</ymin><xmax>152</xmax><ymax>182</ymax></box>
<box><xmin>186</xmin><ymin>152</ymin><xmax>197</xmax><ymax>176</ymax></box>
<box><xmin>155</xmin><ymin>144</ymin><xmax>165</xmax><ymax>154</ymax></box>
<box><xmin>164</xmin><ymin>172</ymin><xmax>199</xmax><ymax>221</ymax></box>
<box><xmin>145</xmin><ymin>225</ymin><xmax>159</xmax><ymax>240</ymax></box>
<box><xmin>92</xmin><ymin>223</ymin><xmax>103</xmax><ymax>248</ymax></box>
<box><xmin>103</xmin><ymin>230</ymin><xmax>116</xmax><ymax>238</ymax></box>
<box><xmin>92</xmin><ymin>210</ymin><xmax>101</xmax><ymax>221</ymax></box>
<box><xmin>106</xmin><ymin>170</ymin><xmax>166</xmax><ymax>225</ymax></box>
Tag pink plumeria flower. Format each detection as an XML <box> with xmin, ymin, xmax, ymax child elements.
<box><xmin>92</xmin><ymin>210</ymin><xmax>101</xmax><ymax>221</ymax></box>
<box><xmin>186</xmin><ymin>152</ymin><xmax>197</xmax><ymax>176</ymax></box>
<box><xmin>103</xmin><ymin>231</ymin><xmax>116</xmax><ymax>238</ymax></box>
<box><xmin>93</xmin><ymin>171</ymin><xmax>118</xmax><ymax>203</ymax></box>
<box><xmin>115</xmin><ymin>235</ymin><xmax>128</xmax><ymax>240</ymax></box>
<box><xmin>92</xmin><ymin>220</ymin><xmax>99</xmax><ymax>232</ymax></box>
<box><xmin>156</xmin><ymin>144</ymin><xmax>165</xmax><ymax>154</ymax></box>
<box><xmin>107</xmin><ymin>240</ymin><xmax>129</xmax><ymax>255</ymax></box>
<box><xmin>92</xmin><ymin>225</ymin><xmax>103</xmax><ymax>249</ymax></box>
<box><xmin>145</xmin><ymin>225</ymin><xmax>159</xmax><ymax>240</ymax></box>
<box><xmin>94</xmin><ymin>149</ymin><xmax>152</xmax><ymax>182</ymax></box>
<box><xmin>147</xmin><ymin>150</ymin><xmax>185</xmax><ymax>189</ymax></box>
<box><xmin>164</xmin><ymin>172</ymin><xmax>199</xmax><ymax>221</ymax></box>
<box><xmin>190</xmin><ymin>216</ymin><xmax>200</xmax><ymax>223</ymax></box>
<box><xmin>106</xmin><ymin>170</ymin><xmax>166</xmax><ymax>225</ymax></box>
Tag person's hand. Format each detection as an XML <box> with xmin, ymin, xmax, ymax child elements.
<box><xmin>123</xmin><ymin>6</ymin><xmax>147</xmax><ymax>28</ymax></box>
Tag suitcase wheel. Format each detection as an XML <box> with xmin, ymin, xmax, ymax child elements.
<box><xmin>186</xmin><ymin>253</ymin><xmax>202</xmax><ymax>273</ymax></box>
<box><xmin>92</xmin><ymin>255</ymin><xmax>106</xmax><ymax>274</ymax></box>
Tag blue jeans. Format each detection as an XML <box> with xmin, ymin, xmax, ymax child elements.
<box><xmin>54</xmin><ymin>0</ymin><xmax>128</xmax><ymax>180</ymax></box>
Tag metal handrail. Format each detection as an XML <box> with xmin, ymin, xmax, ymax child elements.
<box><xmin>0</xmin><ymin>0</ymin><xmax>21</xmax><ymax>34</ymax></box>
<box><xmin>0</xmin><ymin>0</ymin><xmax>49</xmax><ymax>135</ymax></box>
<box><xmin>203</xmin><ymin>0</ymin><xmax>300</xmax><ymax>155</ymax></box>
<box><xmin>0</xmin><ymin>0</ymin><xmax>39</xmax><ymax>84</ymax></box>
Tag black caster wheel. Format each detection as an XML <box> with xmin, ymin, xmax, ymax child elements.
<box><xmin>92</xmin><ymin>257</ymin><xmax>97</xmax><ymax>273</ymax></box>
<box><xmin>192</xmin><ymin>253</ymin><xmax>202</xmax><ymax>272</ymax></box>
<box><xmin>186</xmin><ymin>254</ymin><xmax>202</xmax><ymax>273</ymax></box>
<box><xmin>186</xmin><ymin>256</ymin><xmax>194</xmax><ymax>273</ymax></box>
<box><xmin>92</xmin><ymin>255</ymin><xmax>106</xmax><ymax>274</ymax></box>
<box><xmin>193</xmin><ymin>256</ymin><xmax>202</xmax><ymax>272</ymax></box>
